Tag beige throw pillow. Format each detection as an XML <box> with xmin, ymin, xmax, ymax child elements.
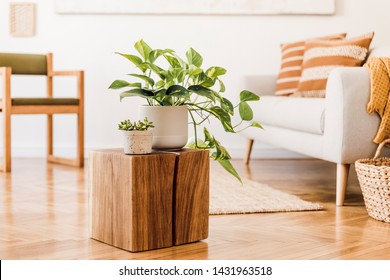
<box><xmin>295</xmin><ymin>32</ymin><xmax>375</xmax><ymax>98</ymax></box>
<box><xmin>275</xmin><ymin>33</ymin><xmax>346</xmax><ymax>96</ymax></box>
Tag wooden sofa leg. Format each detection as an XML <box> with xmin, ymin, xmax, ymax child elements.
<box><xmin>336</xmin><ymin>163</ymin><xmax>350</xmax><ymax>206</ymax></box>
<box><xmin>244</xmin><ymin>139</ymin><xmax>254</xmax><ymax>165</ymax></box>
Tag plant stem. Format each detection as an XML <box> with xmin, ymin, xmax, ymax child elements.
<box><xmin>189</xmin><ymin>110</ymin><xmax>198</xmax><ymax>147</ymax></box>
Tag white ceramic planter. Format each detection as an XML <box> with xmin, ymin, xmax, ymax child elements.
<box><xmin>139</xmin><ymin>105</ymin><xmax>188</xmax><ymax>150</ymax></box>
<box><xmin>122</xmin><ymin>130</ymin><xmax>153</xmax><ymax>155</ymax></box>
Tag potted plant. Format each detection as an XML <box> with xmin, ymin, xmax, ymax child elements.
<box><xmin>118</xmin><ymin>117</ymin><xmax>154</xmax><ymax>155</ymax></box>
<box><xmin>109</xmin><ymin>39</ymin><xmax>262</xmax><ymax>181</ymax></box>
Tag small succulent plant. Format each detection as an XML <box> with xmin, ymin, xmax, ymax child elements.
<box><xmin>118</xmin><ymin>117</ymin><xmax>154</xmax><ymax>131</ymax></box>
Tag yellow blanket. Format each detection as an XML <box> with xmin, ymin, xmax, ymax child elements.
<box><xmin>364</xmin><ymin>57</ymin><xmax>390</xmax><ymax>143</ymax></box>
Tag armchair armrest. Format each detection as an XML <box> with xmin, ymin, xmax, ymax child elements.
<box><xmin>323</xmin><ymin>67</ymin><xmax>381</xmax><ymax>163</ymax></box>
<box><xmin>52</xmin><ymin>70</ymin><xmax>83</xmax><ymax>76</ymax></box>
<box><xmin>51</xmin><ymin>70</ymin><xmax>84</xmax><ymax>100</ymax></box>
<box><xmin>242</xmin><ymin>74</ymin><xmax>277</xmax><ymax>96</ymax></box>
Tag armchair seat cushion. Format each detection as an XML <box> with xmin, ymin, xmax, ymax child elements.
<box><xmin>9</xmin><ymin>98</ymin><xmax>80</xmax><ymax>106</ymax></box>
<box><xmin>254</xmin><ymin>96</ymin><xmax>325</xmax><ymax>135</ymax></box>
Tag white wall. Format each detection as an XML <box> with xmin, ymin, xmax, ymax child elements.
<box><xmin>0</xmin><ymin>0</ymin><xmax>389</xmax><ymax>158</ymax></box>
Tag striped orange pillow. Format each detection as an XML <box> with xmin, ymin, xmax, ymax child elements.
<box><xmin>275</xmin><ymin>33</ymin><xmax>346</xmax><ymax>96</ymax></box>
<box><xmin>296</xmin><ymin>32</ymin><xmax>375</xmax><ymax>98</ymax></box>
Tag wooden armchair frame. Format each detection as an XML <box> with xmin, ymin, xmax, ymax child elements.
<box><xmin>0</xmin><ymin>53</ymin><xmax>84</xmax><ymax>172</ymax></box>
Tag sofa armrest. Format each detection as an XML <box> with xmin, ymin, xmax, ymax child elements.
<box><xmin>242</xmin><ymin>74</ymin><xmax>277</xmax><ymax>96</ymax></box>
<box><xmin>323</xmin><ymin>67</ymin><xmax>381</xmax><ymax>163</ymax></box>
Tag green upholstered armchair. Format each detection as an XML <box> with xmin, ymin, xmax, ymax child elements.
<box><xmin>0</xmin><ymin>53</ymin><xmax>84</xmax><ymax>172</ymax></box>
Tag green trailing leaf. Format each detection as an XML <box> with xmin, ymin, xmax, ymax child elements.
<box><xmin>240</xmin><ymin>90</ymin><xmax>260</xmax><ymax>102</ymax></box>
<box><xmin>129</xmin><ymin>74</ymin><xmax>155</xmax><ymax>87</ymax></box>
<box><xmin>143</xmin><ymin>62</ymin><xmax>165</xmax><ymax>78</ymax></box>
<box><xmin>134</xmin><ymin>39</ymin><xmax>153</xmax><ymax>61</ymax></box>
<box><xmin>214</xmin><ymin>141</ymin><xmax>231</xmax><ymax>160</ymax></box>
<box><xmin>166</xmin><ymin>85</ymin><xmax>190</xmax><ymax>101</ymax></box>
<box><xmin>215</xmin><ymin>157</ymin><xmax>242</xmax><ymax>183</ymax></box>
<box><xmin>239</xmin><ymin>101</ymin><xmax>253</xmax><ymax>121</ymax></box>
<box><xmin>218</xmin><ymin>79</ymin><xmax>226</xmax><ymax>93</ymax></box>
<box><xmin>206</xmin><ymin>66</ymin><xmax>227</xmax><ymax>78</ymax></box>
<box><xmin>186</xmin><ymin>47</ymin><xmax>203</xmax><ymax>67</ymax></box>
<box><xmin>188</xmin><ymin>65</ymin><xmax>203</xmax><ymax>76</ymax></box>
<box><xmin>148</xmin><ymin>49</ymin><xmax>163</xmax><ymax>63</ymax></box>
<box><xmin>188</xmin><ymin>85</ymin><xmax>216</xmax><ymax>102</ymax></box>
<box><xmin>221</xmin><ymin>97</ymin><xmax>234</xmax><ymax>115</ymax></box>
<box><xmin>169</xmin><ymin>68</ymin><xmax>186</xmax><ymax>83</ymax></box>
<box><xmin>108</xmin><ymin>80</ymin><xmax>141</xmax><ymax>89</ymax></box>
<box><xmin>209</xmin><ymin>106</ymin><xmax>234</xmax><ymax>132</ymax></box>
<box><xmin>155</xmin><ymin>80</ymin><xmax>165</xmax><ymax>88</ymax></box>
<box><xmin>203</xmin><ymin>127</ymin><xmax>216</xmax><ymax>148</ymax></box>
<box><xmin>119</xmin><ymin>88</ymin><xmax>154</xmax><ymax>101</ymax></box>
<box><xmin>197</xmin><ymin>72</ymin><xmax>215</xmax><ymax>87</ymax></box>
<box><xmin>164</xmin><ymin>54</ymin><xmax>181</xmax><ymax>68</ymax></box>
<box><xmin>116</xmin><ymin>53</ymin><xmax>143</xmax><ymax>66</ymax></box>
<box><xmin>251</xmin><ymin>121</ymin><xmax>263</xmax><ymax>129</ymax></box>
<box><xmin>186</xmin><ymin>137</ymin><xmax>208</xmax><ymax>149</ymax></box>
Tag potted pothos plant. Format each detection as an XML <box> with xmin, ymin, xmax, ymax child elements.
<box><xmin>109</xmin><ymin>39</ymin><xmax>262</xmax><ymax>182</ymax></box>
<box><xmin>118</xmin><ymin>117</ymin><xmax>154</xmax><ymax>155</ymax></box>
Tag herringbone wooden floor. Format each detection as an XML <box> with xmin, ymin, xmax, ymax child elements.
<box><xmin>1</xmin><ymin>158</ymin><xmax>390</xmax><ymax>259</ymax></box>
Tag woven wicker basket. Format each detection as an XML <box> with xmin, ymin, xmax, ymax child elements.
<box><xmin>355</xmin><ymin>139</ymin><xmax>390</xmax><ymax>223</ymax></box>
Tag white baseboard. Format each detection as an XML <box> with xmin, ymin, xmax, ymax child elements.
<box><xmin>1</xmin><ymin>145</ymin><xmax>308</xmax><ymax>159</ymax></box>
<box><xmin>227</xmin><ymin>146</ymin><xmax>308</xmax><ymax>159</ymax></box>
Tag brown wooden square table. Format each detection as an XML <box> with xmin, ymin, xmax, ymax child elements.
<box><xmin>89</xmin><ymin>148</ymin><xmax>209</xmax><ymax>252</ymax></box>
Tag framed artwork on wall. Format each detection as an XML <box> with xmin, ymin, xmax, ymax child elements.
<box><xmin>10</xmin><ymin>2</ymin><xmax>36</xmax><ymax>37</ymax></box>
<box><xmin>54</xmin><ymin>0</ymin><xmax>335</xmax><ymax>15</ymax></box>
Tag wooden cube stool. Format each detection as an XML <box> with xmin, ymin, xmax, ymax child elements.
<box><xmin>89</xmin><ymin>148</ymin><xmax>209</xmax><ymax>252</ymax></box>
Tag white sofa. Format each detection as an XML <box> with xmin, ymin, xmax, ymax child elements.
<box><xmin>241</xmin><ymin>47</ymin><xmax>390</xmax><ymax>206</ymax></box>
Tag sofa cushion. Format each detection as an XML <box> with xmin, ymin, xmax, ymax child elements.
<box><xmin>275</xmin><ymin>33</ymin><xmax>346</xmax><ymax>96</ymax></box>
<box><xmin>254</xmin><ymin>96</ymin><xmax>325</xmax><ymax>135</ymax></box>
<box><xmin>296</xmin><ymin>32</ymin><xmax>374</xmax><ymax>97</ymax></box>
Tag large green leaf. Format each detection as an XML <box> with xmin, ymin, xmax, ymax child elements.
<box><xmin>188</xmin><ymin>65</ymin><xmax>203</xmax><ymax>76</ymax></box>
<box><xmin>143</xmin><ymin>62</ymin><xmax>165</xmax><ymax>79</ymax></box>
<box><xmin>221</xmin><ymin>97</ymin><xmax>234</xmax><ymax>115</ymax></box>
<box><xmin>108</xmin><ymin>80</ymin><xmax>141</xmax><ymax>89</ymax></box>
<box><xmin>188</xmin><ymin>85</ymin><xmax>216</xmax><ymax>102</ymax></box>
<box><xmin>119</xmin><ymin>88</ymin><xmax>154</xmax><ymax>101</ymax></box>
<box><xmin>148</xmin><ymin>49</ymin><xmax>163</xmax><ymax>63</ymax></box>
<box><xmin>186</xmin><ymin>47</ymin><xmax>203</xmax><ymax>67</ymax></box>
<box><xmin>239</xmin><ymin>101</ymin><xmax>253</xmax><ymax>121</ymax></box>
<box><xmin>240</xmin><ymin>90</ymin><xmax>260</xmax><ymax>102</ymax></box>
<box><xmin>206</xmin><ymin>66</ymin><xmax>227</xmax><ymax>78</ymax></box>
<box><xmin>155</xmin><ymin>80</ymin><xmax>165</xmax><ymax>88</ymax></box>
<box><xmin>197</xmin><ymin>72</ymin><xmax>215</xmax><ymax>87</ymax></box>
<box><xmin>215</xmin><ymin>158</ymin><xmax>242</xmax><ymax>183</ymax></box>
<box><xmin>129</xmin><ymin>74</ymin><xmax>155</xmax><ymax>87</ymax></box>
<box><xmin>164</xmin><ymin>54</ymin><xmax>181</xmax><ymax>68</ymax></box>
<box><xmin>134</xmin><ymin>39</ymin><xmax>152</xmax><ymax>61</ymax></box>
<box><xmin>116</xmin><ymin>52</ymin><xmax>142</xmax><ymax>65</ymax></box>
<box><xmin>209</xmin><ymin>106</ymin><xmax>234</xmax><ymax>132</ymax></box>
<box><xmin>166</xmin><ymin>85</ymin><xmax>190</xmax><ymax>99</ymax></box>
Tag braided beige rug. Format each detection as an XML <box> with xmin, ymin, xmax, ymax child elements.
<box><xmin>209</xmin><ymin>169</ymin><xmax>323</xmax><ymax>215</ymax></box>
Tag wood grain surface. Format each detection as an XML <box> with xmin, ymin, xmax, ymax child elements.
<box><xmin>173</xmin><ymin>149</ymin><xmax>209</xmax><ymax>245</ymax></box>
<box><xmin>89</xmin><ymin>149</ymin><xmax>176</xmax><ymax>252</ymax></box>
